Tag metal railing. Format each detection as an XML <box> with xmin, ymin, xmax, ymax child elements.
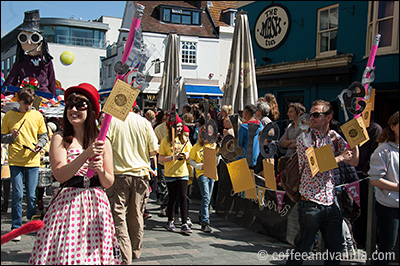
<box><xmin>54</xmin><ymin>35</ymin><xmax>105</xmax><ymax>48</ymax></box>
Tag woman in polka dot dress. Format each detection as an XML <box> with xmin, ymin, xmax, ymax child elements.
<box><xmin>29</xmin><ymin>83</ymin><xmax>122</xmax><ymax>265</ymax></box>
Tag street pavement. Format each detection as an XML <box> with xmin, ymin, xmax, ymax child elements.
<box><xmin>1</xmin><ymin>182</ymin><xmax>370</xmax><ymax>265</ymax></box>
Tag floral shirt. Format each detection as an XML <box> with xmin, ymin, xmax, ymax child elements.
<box><xmin>296</xmin><ymin>129</ymin><xmax>347</xmax><ymax>206</ymax></box>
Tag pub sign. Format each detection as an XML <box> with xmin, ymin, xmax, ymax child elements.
<box><xmin>254</xmin><ymin>3</ymin><xmax>291</xmax><ymax>51</ymax></box>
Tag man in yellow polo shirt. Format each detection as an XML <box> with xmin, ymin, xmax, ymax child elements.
<box><xmin>106</xmin><ymin>104</ymin><xmax>159</xmax><ymax>264</ymax></box>
<box><xmin>1</xmin><ymin>87</ymin><xmax>47</xmax><ymax>240</ymax></box>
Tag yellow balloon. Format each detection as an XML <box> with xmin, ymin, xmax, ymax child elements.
<box><xmin>61</xmin><ymin>51</ymin><xmax>74</xmax><ymax>65</ymax></box>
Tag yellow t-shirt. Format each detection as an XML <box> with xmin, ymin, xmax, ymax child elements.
<box><xmin>159</xmin><ymin>136</ymin><xmax>192</xmax><ymax>177</ymax></box>
<box><xmin>189</xmin><ymin>142</ymin><xmax>217</xmax><ymax>178</ymax></box>
<box><xmin>1</xmin><ymin>109</ymin><xmax>47</xmax><ymax>167</ymax></box>
<box><xmin>107</xmin><ymin>112</ymin><xmax>159</xmax><ymax>179</ymax></box>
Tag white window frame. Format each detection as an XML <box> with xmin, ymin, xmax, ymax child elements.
<box><xmin>316</xmin><ymin>3</ymin><xmax>339</xmax><ymax>58</ymax></box>
<box><xmin>366</xmin><ymin>1</ymin><xmax>399</xmax><ymax>57</ymax></box>
<box><xmin>181</xmin><ymin>40</ymin><xmax>198</xmax><ymax>66</ymax></box>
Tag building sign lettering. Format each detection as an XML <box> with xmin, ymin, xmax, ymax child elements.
<box><xmin>254</xmin><ymin>4</ymin><xmax>291</xmax><ymax>51</ymax></box>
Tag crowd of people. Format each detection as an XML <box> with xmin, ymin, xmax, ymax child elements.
<box><xmin>1</xmin><ymin>85</ymin><xmax>398</xmax><ymax>265</ymax></box>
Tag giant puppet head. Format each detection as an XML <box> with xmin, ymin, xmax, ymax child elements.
<box><xmin>3</xmin><ymin>9</ymin><xmax>56</xmax><ymax>97</ymax></box>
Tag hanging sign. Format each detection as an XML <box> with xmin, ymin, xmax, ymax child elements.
<box><xmin>306</xmin><ymin>144</ymin><xmax>338</xmax><ymax>177</ymax></box>
<box><xmin>102</xmin><ymin>79</ymin><xmax>140</xmax><ymax>122</ymax></box>
<box><xmin>340</xmin><ymin>117</ymin><xmax>369</xmax><ymax>148</ymax></box>
<box><xmin>254</xmin><ymin>3</ymin><xmax>291</xmax><ymax>51</ymax></box>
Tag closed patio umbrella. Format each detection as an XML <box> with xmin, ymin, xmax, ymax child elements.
<box><xmin>156</xmin><ymin>33</ymin><xmax>187</xmax><ymax>112</ymax></box>
<box><xmin>222</xmin><ymin>11</ymin><xmax>258</xmax><ymax>113</ymax></box>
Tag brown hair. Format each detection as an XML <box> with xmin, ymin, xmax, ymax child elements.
<box><xmin>378</xmin><ymin>111</ymin><xmax>399</xmax><ymax>143</ymax></box>
<box><xmin>264</xmin><ymin>93</ymin><xmax>280</xmax><ymax>121</ymax></box>
<box><xmin>167</xmin><ymin>122</ymin><xmax>185</xmax><ymax>144</ymax></box>
<box><xmin>62</xmin><ymin>92</ymin><xmax>99</xmax><ymax>149</ymax></box>
<box><xmin>312</xmin><ymin>99</ymin><xmax>333</xmax><ymax>115</ymax></box>
<box><xmin>17</xmin><ymin>87</ymin><xmax>35</xmax><ymax>104</ymax></box>
<box><xmin>289</xmin><ymin>102</ymin><xmax>306</xmax><ymax>115</ymax></box>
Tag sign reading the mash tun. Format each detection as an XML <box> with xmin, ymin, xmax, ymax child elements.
<box><xmin>254</xmin><ymin>3</ymin><xmax>291</xmax><ymax>51</ymax></box>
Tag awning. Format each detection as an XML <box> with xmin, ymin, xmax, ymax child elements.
<box><xmin>99</xmin><ymin>87</ymin><xmax>112</xmax><ymax>98</ymax></box>
<box><xmin>185</xmin><ymin>85</ymin><xmax>223</xmax><ymax>99</ymax></box>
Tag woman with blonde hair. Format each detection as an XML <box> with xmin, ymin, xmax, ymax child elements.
<box><xmin>264</xmin><ymin>93</ymin><xmax>280</xmax><ymax>121</ymax></box>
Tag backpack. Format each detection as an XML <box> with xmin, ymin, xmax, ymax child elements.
<box><xmin>278</xmin><ymin>151</ymin><xmax>301</xmax><ymax>202</ymax></box>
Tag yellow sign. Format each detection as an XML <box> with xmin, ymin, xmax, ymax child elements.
<box><xmin>341</xmin><ymin>117</ymin><xmax>369</xmax><ymax>148</ymax></box>
<box><xmin>226</xmin><ymin>158</ymin><xmax>254</xmax><ymax>193</ymax></box>
<box><xmin>204</xmin><ymin>146</ymin><xmax>218</xmax><ymax>181</ymax></box>
<box><xmin>361</xmin><ymin>101</ymin><xmax>373</xmax><ymax>128</ymax></box>
<box><xmin>256</xmin><ymin>186</ymin><xmax>266</xmax><ymax>208</ymax></box>
<box><xmin>306</xmin><ymin>144</ymin><xmax>338</xmax><ymax>177</ymax></box>
<box><xmin>366</xmin><ymin>88</ymin><xmax>376</xmax><ymax>111</ymax></box>
<box><xmin>263</xmin><ymin>159</ymin><xmax>276</xmax><ymax>191</ymax></box>
<box><xmin>60</xmin><ymin>50</ymin><xmax>74</xmax><ymax>65</ymax></box>
<box><xmin>102</xmin><ymin>79</ymin><xmax>140</xmax><ymax>122</ymax></box>
<box><xmin>243</xmin><ymin>170</ymin><xmax>257</xmax><ymax>200</ymax></box>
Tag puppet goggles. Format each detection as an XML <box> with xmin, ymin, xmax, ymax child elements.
<box><xmin>18</xmin><ymin>32</ymin><xmax>43</xmax><ymax>44</ymax></box>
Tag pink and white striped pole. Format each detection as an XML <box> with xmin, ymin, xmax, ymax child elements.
<box><xmin>87</xmin><ymin>4</ymin><xmax>145</xmax><ymax>178</ymax></box>
<box><xmin>354</xmin><ymin>34</ymin><xmax>381</xmax><ymax>120</ymax></box>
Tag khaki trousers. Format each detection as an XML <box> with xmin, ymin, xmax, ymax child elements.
<box><xmin>106</xmin><ymin>174</ymin><xmax>149</xmax><ymax>265</ymax></box>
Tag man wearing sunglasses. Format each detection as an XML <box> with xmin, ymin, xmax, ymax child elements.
<box><xmin>286</xmin><ymin>99</ymin><xmax>359</xmax><ymax>265</ymax></box>
<box><xmin>3</xmin><ymin>9</ymin><xmax>56</xmax><ymax>96</ymax></box>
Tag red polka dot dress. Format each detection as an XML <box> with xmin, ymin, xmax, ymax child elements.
<box><xmin>29</xmin><ymin>149</ymin><xmax>122</xmax><ymax>265</ymax></box>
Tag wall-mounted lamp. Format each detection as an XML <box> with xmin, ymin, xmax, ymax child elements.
<box><xmin>343</xmin><ymin>5</ymin><xmax>355</xmax><ymax>16</ymax></box>
<box><xmin>262</xmin><ymin>57</ymin><xmax>271</xmax><ymax>63</ymax></box>
<box><xmin>293</xmin><ymin>18</ymin><xmax>304</xmax><ymax>28</ymax></box>
<box><xmin>208</xmin><ymin>73</ymin><xmax>214</xmax><ymax>79</ymax></box>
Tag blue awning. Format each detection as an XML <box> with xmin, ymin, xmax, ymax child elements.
<box><xmin>185</xmin><ymin>85</ymin><xmax>223</xmax><ymax>99</ymax></box>
<box><xmin>98</xmin><ymin>87</ymin><xmax>112</xmax><ymax>97</ymax></box>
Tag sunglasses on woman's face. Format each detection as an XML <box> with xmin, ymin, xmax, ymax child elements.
<box><xmin>17</xmin><ymin>32</ymin><xmax>43</xmax><ymax>44</ymax></box>
<box><xmin>309</xmin><ymin>112</ymin><xmax>328</xmax><ymax>118</ymax></box>
<box><xmin>66</xmin><ymin>101</ymin><xmax>88</xmax><ymax>111</ymax></box>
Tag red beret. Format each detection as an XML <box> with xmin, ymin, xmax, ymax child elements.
<box><xmin>64</xmin><ymin>83</ymin><xmax>100</xmax><ymax>117</ymax></box>
<box><xmin>167</xmin><ymin>114</ymin><xmax>183</xmax><ymax>128</ymax></box>
<box><xmin>183</xmin><ymin>125</ymin><xmax>190</xmax><ymax>133</ymax></box>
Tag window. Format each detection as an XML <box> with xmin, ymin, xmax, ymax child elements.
<box><xmin>107</xmin><ymin>64</ymin><xmax>112</xmax><ymax>78</ymax></box>
<box><xmin>181</xmin><ymin>41</ymin><xmax>197</xmax><ymax>65</ymax></box>
<box><xmin>161</xmin><ymin>6</ymin><xmax>202</xmax><ymax>26</ymax></box>
<box><xmin>6</xmin><ymin>58</ymin><xmax>11</xmax><ymax>71</ymax></box>
<box><xmin>223</xmin><ymin>9</ymin><xmax>237</xmax><ymax>27</ymax></box>
<box><xmin>366</xmin><ymin>1</ymin><xmax>399</xmax><ymax>55</ymax></box>
<box><xmin>316</xmin><ymin>4</ymin><xmax>339</xmax><ymax>57</ymax></box>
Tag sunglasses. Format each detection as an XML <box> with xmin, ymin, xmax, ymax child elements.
<box><xmin>66</xmin><ymin>101</ymin><xmax>88</xmax><ymax>111</ymax></box>
<box><xmin>18</xmin><ymin>32</ymin><xmax>43</xmax><ymax>44</ymax></box>
<box><xmin>309</xmin><ymin>112</ymin><xmax>328</xmax><ymax>118</ymax></box>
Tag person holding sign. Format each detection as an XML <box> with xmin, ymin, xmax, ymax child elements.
<box><xmin>158</xmin><ymin>115</ymin><xmax>193</xmax><ymax>234</ymax></box>
<box><xmin>189</xmin><ymin>126</ymin><xmax>220</xmax><ymax>233</ymax></box>
<box><xmin>286</xmin><ymin>100</ymin><xmax>359</xmax><ymax>265</ymax></box>
<box><xmin>1</xmin><ymin>87</ymin><xmax>47</xmax><ymax>241</ymax></box>
<box><xmin>368</xmin><ymin>111</ymin><xmax>399</xmax><ymax>265</ymax></box>
<box><xmin>29</xmin><ymin>83</ymin><xmax>121</xmax><ymax>264</ymax></box>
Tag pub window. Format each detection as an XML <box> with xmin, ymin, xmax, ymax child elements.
<box><xmin>316</xmin><ymin>4</ymin><xmax>339</xmax><ymax>57</ymax></box>
<box><xmin>181</xmin><ymin>41</ymin><xmax>197</xmax><ymax>65</ymax></box>
<box><xmin>366</xmin><ymin>1</ymin><xmax>399</xmax><ymax>56</ymax></box>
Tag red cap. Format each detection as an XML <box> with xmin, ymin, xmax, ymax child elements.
<box><xmin>132</xmin><ymin>101</ymin><xmax>137</xmax><ymax>108</ymax></box>
<box><xmin>1</xmin><ymin>93</ymin><xmax>5</xmax><ymax>100</ymax></box>
<box><xmin>167</xmin><ymin>114</ymin><xmax>183</xmax><ymax>128</ymax></box>
<box><xmin>183</xmin><ymin>125</ymin><xmax>190</xmax><ymax>133</ymax></box>
<box><xmin>64</xmin><ymin>83</ymin><xmax>100</xmax><ymax>117</ymax></box>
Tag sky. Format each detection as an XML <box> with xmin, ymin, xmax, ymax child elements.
<box><xmin>1</xmin><ymin>1</ymin><xmax>127</xmax><ymax>37</ymax></box>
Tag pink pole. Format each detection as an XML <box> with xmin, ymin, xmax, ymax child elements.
<box><xmin>354</xmin><ymin>34</ymin><xmax>381</xmax><ymax>120</ymax></box>
<box><xmin>87</xmin><ymin>4</ymin><xmax>144</xmax><ymax>178</ymax></box>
